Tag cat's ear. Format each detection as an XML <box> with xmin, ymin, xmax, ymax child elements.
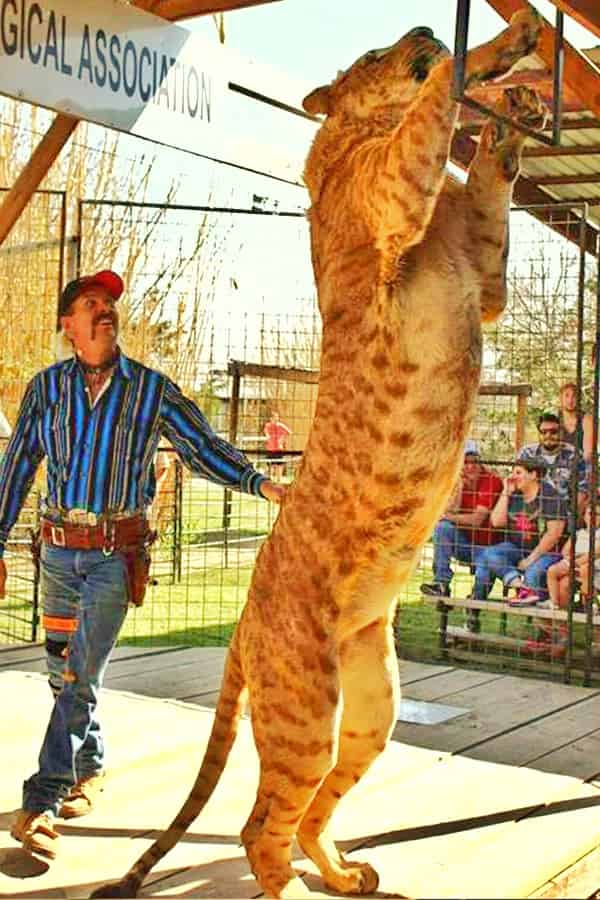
<box><xmin>303</xmin><ymin>85</ymin><xmax>331</xmax><ymax>116</ymax></box>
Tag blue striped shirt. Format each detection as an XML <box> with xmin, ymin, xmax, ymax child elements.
<box><xmin>0</xmin><ymin>352</ymin><xmax>266</xmax><ymax>556</ymax></box>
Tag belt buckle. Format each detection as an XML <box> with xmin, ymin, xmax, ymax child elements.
<box><xmin>51</xmin><ymin>524</ymin><xmax>66</xmax><ymax>547</ymax></box>
<box><xmin>68</xmin><ymin>508</ymin><xmax>97</xmax><ymax>527</ymax></box>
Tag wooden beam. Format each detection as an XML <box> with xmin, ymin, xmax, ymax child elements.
<box><xmin>534</xmin><ymin>173</ymin><xmax>600</xmax><ymax>184</ymax></box>
<box><xmin>227</xmin><ymin>361</ymin><xmax>319</xmax><ymax>384</ymax></box>
<box><xmin>548</xmin><ymin>0</ymin><xmax>600</xmax><ymax>41</ymax></box>
<box><xmin>460</xmin><ymin>117</ymin><xmax>600</xmax><ymax>135</ymax></box>
<box><xmin>539</xmin><ymin>195</ymin><xmax>600</xmax><ymax>205</ymax></box>
<box><xmin>522</xmin><ymin>143</ymin><xmax>600</xmax><ymax>157</ymax></box>
<box><xmin>0</xmin><ymin>115</ymin><xmax>77</xmax><ymax>247</ymax></box>
<box><xmin>484</xmin><ymin>0</ymin><xmax>600</xmax><ymax>122</ymax></box>
<box><xmin>135</xmin><ymin>0</ymin><xmax>280</xmax><ymax>19</ymax></box>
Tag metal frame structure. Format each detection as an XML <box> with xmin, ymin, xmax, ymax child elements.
<box><xmin>451</xmin><ymin>0</ymin><xmax>600</xmax><ymax>258</ymax></box>
<box><xmin>454</xmin><ymin>0</ymin><xmax>565</xmax><ymax>146</ymax></box>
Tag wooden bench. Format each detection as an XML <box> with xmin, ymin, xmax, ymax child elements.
<box><xmin>422</xmin><ymin>593</ymin><xmax>600</xmax><ymax>656</ymax></box>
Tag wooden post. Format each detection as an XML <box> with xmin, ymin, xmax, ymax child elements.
<box><xmin>516</xmin><ymin>393</ymin><xmax>528</xmax><ymax>452</ymax></box>
<box><xmin>0</xmin><ymin>115</ymin><xmax>78</xmax><ymax>247</ymax></box>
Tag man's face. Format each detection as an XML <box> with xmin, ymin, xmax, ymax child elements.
<box><xmin>560</xmin><ymin>387</ymin><xmax>576</xmax><ymax>412</ymax></box>
<box><xmin>462</xmin><ymin>454</ymin><xmax>481</xmax><ymax>482</ymax></box>
<box><xmin>538</xmin><ymin>420</ymin><xmax>560</xmax><ymax>452</ymax></box>
<box><xmin>60</xmin><ymin>287</ymin><xmax>119</xmax><ymax>355</ymax></box>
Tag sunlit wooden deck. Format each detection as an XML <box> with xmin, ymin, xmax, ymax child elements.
<box><xmin>1</xmin><ymin>644</ymin><xmax>600</xmax><ymax>898</ymax></box>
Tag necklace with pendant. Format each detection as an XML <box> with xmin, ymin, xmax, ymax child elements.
<box><xmin>78</xmin><ymin>352</ymin><xmax>118</xmax><ymax>376</ymax></box>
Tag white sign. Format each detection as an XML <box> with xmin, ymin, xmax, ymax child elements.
<box><xmin>0</xmin><ymin>0</ymin><xmax>312</xmax><ymax>182</ymax></box>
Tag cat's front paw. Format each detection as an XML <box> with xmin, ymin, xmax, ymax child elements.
<box><xmin>499</xmin><ymin>85</ymin><xmax>549</xmax><ymax>132</ymax></box>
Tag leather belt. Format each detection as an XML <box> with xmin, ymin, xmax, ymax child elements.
<box><xmin>40</xmin><ymin>515</ymin><xmax>148</xmax><ymax>554</ymax></box>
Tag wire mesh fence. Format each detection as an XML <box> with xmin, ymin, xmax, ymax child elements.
<box><xmin>1</xmin><ymin>189</ymin><xmax>600</xmax><ymax>686</ymax></box>
<box><xmin>0</xmin><ymin>187</ymin><xmax>65</xmax><ymax>644</ymax></box>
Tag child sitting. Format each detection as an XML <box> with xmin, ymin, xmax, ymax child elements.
<box><xmin>546</xmin><ymin>501</ymin><xmax>600</xmax><ymax>609</ymax></box>
<box><xmin>527</xmin><ymin>501</ymin><xmax>600</xmax><ymax>655</ymax></box>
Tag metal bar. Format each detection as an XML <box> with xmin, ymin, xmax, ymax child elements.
<box><xmin>228</xmin><ymin>82</ymin><xmax>318</xmax><ymax>123</ymax></box>
<box><xmin>0</xmin><ymin>186</ymin><xmax>67</xmax><ymax>196</ymax></box>
<box><xmin>575</xmin><ymin>206</ymin><xmax>590</xmax><ymax>684</ymax></box>
<box><xmin>75</xmin><ymin>199</ymin><xmax>83</xmax><ymax>279</ymax></box>
<box><xmin>587</xmin><ymin>234</ymin><xmax>600</xmax><ymax>682</ymax></box>
<box><xmin>552</xmin><ymin>10</ymin><xmax>564</xmax><ymax>145</ymax></box>
<box><xmin>452</xmin><ymin>0</ymin><xmax>470</xmax><ymax>101</ymax></box>
<box><xmin>79</xmin><ymin>199</ymin><xmax>305</xmax><ymax>217</ymax></box>
<box><xmin>459</xmin><ymin>95</ymin><xmax>557</xmax><ymax>146</ymax></box>
<box><xmin>57</xmin><ymin>191</ymin><xmax>67</xmax><ymax>312</ymax></box>
<box><xmin>174</xmin><ymin>460</ymin><xmax>183</xmax><ymax>584</ymax></box>
<box><xmin>222</xmin><ymin>364</ymin><xmax>242</xmax><ymax>568</ymax></box>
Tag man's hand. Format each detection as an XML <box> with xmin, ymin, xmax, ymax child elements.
<box><xmin>0</xmin><ymin>559</ymin><xmax>6</xmax><ymax>598</ymax></box>
<box><xmin>259</xmin><ymin>480</ymin><xmax>287</xmax><ymax>504</ymax></box>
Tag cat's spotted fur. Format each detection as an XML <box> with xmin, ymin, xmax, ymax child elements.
<box><xmin>93</xmin><ymin>8</ymin><xmax>545</xmax><ymax>899</ymax></box>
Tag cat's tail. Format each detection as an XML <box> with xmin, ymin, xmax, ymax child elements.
<box><xmin>90</xmin><ymin>628</ymin><xmax>247</xmax><ymax>898</ymax></box>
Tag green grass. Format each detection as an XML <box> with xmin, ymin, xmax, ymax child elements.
<box><xmin>2</xmin><ymin>476</ymin><xmax>598</xmax><ymax>685</ymax></box>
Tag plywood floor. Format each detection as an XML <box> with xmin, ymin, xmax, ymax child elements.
<box><xmin>1</xmin><ymin>650</ymin><xmax>600</xmax><ymax>898</ymax></box>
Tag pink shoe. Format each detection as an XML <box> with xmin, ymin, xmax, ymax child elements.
<box><xmin>509</xmin><ymin>586</ymin><xmax>541</xmax><ymax>607</ymax></box>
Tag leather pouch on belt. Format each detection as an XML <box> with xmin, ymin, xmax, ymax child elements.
<box><xmin>121</xmin><ymin>543</ymin><xmax>154</xmax><ymax>607</ymax></box>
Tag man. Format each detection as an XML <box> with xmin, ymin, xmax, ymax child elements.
<box><xmin>263</xmin><ymin>410</ymin><xmax>291</xmax><ymax>480</ymax></box>
<box><xmin>1</xmin><ymin>270</ymin><xmax>284</xmax><ymax>861</ymax></box>
<box><xmin>421</xmin><ymin>440</ymin><xmax>503</xmax><ymax>597</ymax></box>
<box><xmin>518</xmin><ymin>412</ymin><xmax>587</xmax><ymax>515</ymax></box>
<box><xmin>557</xmin><ymin>381</ymin><xmax>592</xmax><ymax>459</ymax></box>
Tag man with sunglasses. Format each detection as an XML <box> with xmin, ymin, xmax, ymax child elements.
<box><xmin>518</xmin><ymin>412</ymin><xmax>587</xmax><ymax>518</ymax></box>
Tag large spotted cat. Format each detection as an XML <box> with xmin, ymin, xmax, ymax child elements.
<box><xmin>93</xmin><ymin>8</ymin><xmax>545</xmax><ymax>899</ymax></box>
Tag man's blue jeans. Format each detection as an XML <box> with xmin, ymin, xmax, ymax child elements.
<box><xmin>472</xmin><ymin>540</ymin><xmax>561</xmax><ymax>601</ymax></box>
<box><xmin>23</xmin><ymin>545</ymin><xmax>128</xmax><ymax>815</ymax></box>
<box><xmin>433</xmin><ymin>519</ymin><xmax>485</xmax><ymax>585</ymax></box>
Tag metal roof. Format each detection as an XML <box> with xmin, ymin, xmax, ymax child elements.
<box><xmin>451</xmin><ymin>0</ymin><xmax>600</xmax><ymax>255</ymax></box>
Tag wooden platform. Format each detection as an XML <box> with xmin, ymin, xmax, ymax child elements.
<box><xmin>1</xmin><ymin>646</ymin><xmax>600</xmax><ymax>897</ymax></box>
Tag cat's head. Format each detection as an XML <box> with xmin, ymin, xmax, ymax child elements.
<box><xmin>303</xmin><ymin>27</ymin><xmax>449</xmax><ymax>121</ymax></box>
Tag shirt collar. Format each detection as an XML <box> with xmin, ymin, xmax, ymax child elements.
<box><xmin>64</xmin><ymin>346</ymin><xmax>132</xmax><ymax>380</ymax></box>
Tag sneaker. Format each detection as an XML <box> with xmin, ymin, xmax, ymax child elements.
<box><xmin>59</xmin><ymin>771</ymin><xmax>106</xmax><ymax>819</ymax></box>
<box><xmin>11</xmin><ymin>809</ymin><xmax>59</xmax><ymax>859</ymax></box>
<box><xmin>508</xmin><ymin>586</ymin><xmax>541</xmax><ymax>607</ymax></box>
<box><xmin>420</xmin><ymin>582</ymin><xmax>450</xmax><ymax>598</ymax></box>
<box><xmin>525</xmin><ymin>636</ymin><xmax>567</xmax><ymax>658</ymax></box>
<box><xmin>535</xmin><ymin>598</ymin><xmax>554</xmax><ymax>610</ymax></box>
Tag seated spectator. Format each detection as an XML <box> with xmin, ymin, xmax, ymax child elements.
<box><xmin>420</xmin><ymin>440</ymin><xmax>503</xmax><ymax>598</ymax></box>
<box><xmin>528</xmin><ymin>500</ymin><xmax>600</xmax><ymax>654</ymax></box>
<box><xmin>545</xmin><ymin>500</ymin><xmax>600</xmax><ymax>607</ymax></box>
<box><xmin>557</xmin><ymin>382</ymin><xmax>593</xmax><ymax>460</ymax></box>
<box><xmin>469</xmin><ymin>459</ymin><xmax>567</xmax><ymax>629</ymax></box>
<box><xmin>518</xmin><ymin>411</ymin><xmax>587</xmax><ymax>518</ymax></box>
